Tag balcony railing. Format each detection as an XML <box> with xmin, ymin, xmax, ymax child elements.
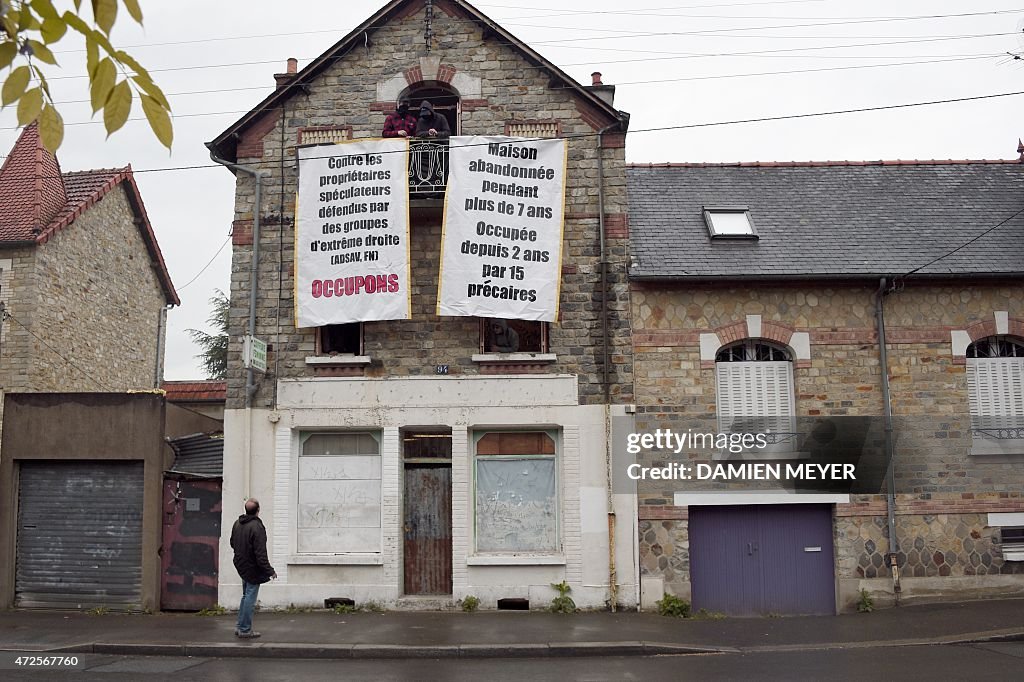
<box><xmin>409</xmin><ymin>140</ymin><xmax>449</xmax><ymax>196</ymax></box>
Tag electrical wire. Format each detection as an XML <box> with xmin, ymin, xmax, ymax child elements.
<box><xmin>177</xmin><ymin>234</ymin><xmax>232</xmax><ymax>291</ymax></box>
<box><xmin>901</xmin><ymin>206</ymin><xmax>1024</xmax><ymax>279</ymax></box>
<box><xmin>0</xmin><ymin>307</ymin><xmax>115</xmax><ymax>391</ymax></box>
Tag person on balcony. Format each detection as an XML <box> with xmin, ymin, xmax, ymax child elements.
<box><xmin>414</xmin><ymin>100</ymin><xmax>450</xmax><ymax>139</ymax></box>
<box><xmin>382</xmin><ymin>98</ymin><xmax>416</xmax><ymax>138</ymax></box>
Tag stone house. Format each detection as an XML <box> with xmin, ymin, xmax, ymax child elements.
<box><xmin>0</xmin><ymin>123</ymin><xmax>179</xmax><ymax>611</ymax></box>
<box><xmin>626</xmin><ymin>160</ymin><xmax>1024</xmax><ymax>615</ymax></box>
<box><xmin>0</xmin><ymin>123</ymin><xmax>179</xmax><ymax>412</ymax></box>
<box><xmin>206</xmin><ymin>0</ymin><xmax>635</xmax><ymax>609</ymax></box>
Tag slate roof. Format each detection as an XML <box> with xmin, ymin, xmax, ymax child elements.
<box><xmin>0</xmin><ymin>124</ymin><xmax>179</xmax><ymax>304</ymax></box>
<box><xmin>626</xmin><ymin>161</ymin><xmax>1024</xmax><ymax>280</ymax></box>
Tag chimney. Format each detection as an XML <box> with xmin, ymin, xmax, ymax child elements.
<box><xmin>274</xmin><ymin>57</ymin><xmax>299</xmax><ymax>89</ymax></box>
<box><xmin>586</xmin><ymin>70</ymin><xmax>615</xmax><ymax>107</ymax></box>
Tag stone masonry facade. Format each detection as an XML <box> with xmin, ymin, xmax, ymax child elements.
<box><xmin>223</xmin><ymin>2</ymin><xmax>632</xmax><ymax>409</ymax></box>
<box><xmin>632</xmin><ymin>282</ymin><xmax>1024</xmax><ymax>602</ymax></box>
<box><xmin>0</xmin><ymin>185</ymin><xmax>166</xmax><ymax>433</ymax></box>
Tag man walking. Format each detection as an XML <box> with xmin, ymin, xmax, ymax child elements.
<box><xmin>230</xmin><ymin>498</ymin><xmax>276</xmax><ymax>638</ymax></box>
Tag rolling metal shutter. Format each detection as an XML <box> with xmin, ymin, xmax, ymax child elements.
<box><xmin>967</xmin><ymin>357</ymin><xmax>1024</xmax><ymax>429</ymax></box>
<box><xmin>16</xmin><ymin>461</ymin><xmax>144</xmax><ymax>610</ymax></box>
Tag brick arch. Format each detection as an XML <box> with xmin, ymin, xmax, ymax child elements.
<box><xmin>375</xmin><ymin>57</ymin><xmax>482</xmax><ymax>110</ymax></box>
<box><xmin>699</xmin><ymin>315</ymin><xmax>810</xmax><ymax>369</ymax></box>
<box><xmin>950</xmin><ymin>312</ymin><xmax>1024</xmax><ymax>364</ymax></box>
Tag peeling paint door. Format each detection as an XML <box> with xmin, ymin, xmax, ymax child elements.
<box><xmin>403</xmin><ymin>465</ymin><xmax>452</xmax><ymax>595</ymax></box>
<box><xmin>160</xmin><ymin>479</ymin><xmax>222</xmax><ymax>611</ymax></box>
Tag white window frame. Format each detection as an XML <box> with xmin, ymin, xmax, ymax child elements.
<box><xmin>966</xmin><ymin>339</ymin><xmax>1024</xmax><ymax>456</ymax></box>
<box><xmin>703</xmin><ymin>206</ymin><xmax>756</xmax><ymax>239</ymax></box>
<box><xmin>294</xmin><ymin>431</ymin><xmax>383</xmax><ymax>557</ymax></box>
<box><xmin>715</xmin><ymin>342</ymin><xmax>797</xmax><ymax>458</ymax></box>
<box><xmin>471</xmin><ymin>430</ymin><xmax>560</xmax><ymax>555</ymax></box>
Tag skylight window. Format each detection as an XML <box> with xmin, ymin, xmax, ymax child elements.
<box><xmin>703</xmin><ymin>207</ymin><xmax>756</xmax><ymax>239</ymax></box>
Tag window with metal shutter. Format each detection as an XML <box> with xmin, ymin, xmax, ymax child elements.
<box><xmin>967</xmin><ymin>357</ymin><xmax>1024</xmax><ymax>429</ymax></box>
<box><xmin>716</xmin><ymin>360</ymin><xmax>795</xmax><ymax>436</ymax></box>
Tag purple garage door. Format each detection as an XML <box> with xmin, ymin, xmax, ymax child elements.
<box><xmin>689</xmin><ymin>504</ymin><xmax>836</xmax><ymax>616</ymax></box>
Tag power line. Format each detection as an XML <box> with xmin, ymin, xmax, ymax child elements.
<box><xmin>902</xmin><ymin>207</ymin><xmax>1024</xmax><ymax>279</ymax></box>
<box><xmin>9</xmin><ymin>88</ymin><xmax>1022</xmax><ymax>179</ymax></box>
<box><xmin>14</xmin><ymin>54</ymin><xmax>1002</xmax><ymax>130</ymax></box>
<box><xmin>0</xmin><ymin>304</ymin><xmax>115</xmax><ymax>391</ymax></box>
<box><xmin>177</xmin><ymin>235</ymin><xmax>232</xmax><ymax>292</ymax></box>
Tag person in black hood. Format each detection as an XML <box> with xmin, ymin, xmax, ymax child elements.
<box><xmin>413</xmin><ymin>100</ymin><xmax>450</xmax><ymax>139</ymax></box>
<box><xmin>230</xmin><ymin>498</ymin><xmax>276</xmax><ymax>639</ymax></box>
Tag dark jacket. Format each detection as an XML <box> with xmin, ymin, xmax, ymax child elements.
<box><xmin>230</xmin><ymin>514</ymin><xmax>275</xmax><ymax>584</ymax></box>
<box><xmin>413</xmin><ymin>100</ymin><xmax>450</xmax><ymax>139</ymax></box>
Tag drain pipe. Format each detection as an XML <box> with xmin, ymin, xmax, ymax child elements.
<box><xmin>875</xmin><ymin>277</ymin><xmax>901</xmax><ymax>604</ymax></box>
<box><xmin>209</xmin><ymin>148</ymin><xmax>266</xmax><ymax>497</ymax></box>
<box><xmin>596</xmin><ymin>120</ymin><xmax>619</xmax><ymax>610</ymax></box>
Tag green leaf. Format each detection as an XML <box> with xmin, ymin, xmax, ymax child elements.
<box><xmin>140</xmin><ymin>93</ymin><xmax>172</xmax><ymax>149</ymax></box>
<box><xmin>114</xmin><ymin>49</ymin><xmax>149</xmax><ymax>79</ymax></box>
<box><xmin>62</xmin><ymin>10</ymin><xmax>90</xmax><ymax>35</ymax></box>
<box><xmin>1</xmin><ymin>65</ymin><xmax>31</xmax><ymax>107</ymax></box>
<box><xmin>16</xmin><ymin>86</ymin><xmax>42</xmax><ymax>125</ymax></box>
<box><xmin>92</xmin><ymin>0</ymin><xmax>117</xmax><ymax>35</ymax></box>
<box><xmin>89</xmin><ymin>57</ymin><xmax>115</xmax><ymax>113</ymax></box>
<box><xmin>102</xmin><ymin>78</ymin><xmax>131</xmax><ymax>135</ymax></box>
<box><xmin>121</xmin><ymin>0</ymin><xmax>143</xmax><ymax>24</ymax></box>
<box><xmin>30</xmin><ymin>0</ymin><xmax>61</xmax><ymax>21</ymax></box>
<box><xmin>84</xmin><ymin>32</ymin><xmax>98</xmax><ymax>77</ymax></box>
<box><xmin>31</xmin><ymin>66</ymin><xmax>51</xmax><ymax>97</ymax></box>
<box><xmin>0</xmin><ymin>41</ymin><xmax>17</xmax><ymax>70</ymax></box>
<box><xmin>73</xmin><ymin>1</ymin><xmax>83</xmax><ymax>12</ymax></box>
<box><xmin>132</xmin><ymin>74</ymin><xmax>169</xmax><ymax>109</ymax></box>
<box><xmin>17</xmin><ymin>7</ymin><xmax>35</xmax><ymax>31</ymax></box>
<box><xmin>40</xmin><ymin>17</ymin><xmax>66</xmax><ymax>44</ymax></box>
<box><xmin>26</xmin><ymin>39</ymin><xmax>57</xmax><ymax>65</ymax></box>
<box><xmin>38</xmin><ymin>101</ymin><xmax>63</xmax><ymax>152</ymax></box>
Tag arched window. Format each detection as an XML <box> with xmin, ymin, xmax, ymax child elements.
<box><xmin>966</xmin><ymin>336</ymin><xmax>1024</xmax><ymax>451</ymax></box>
<box><xmin>715</xmin><ymin>341</ymin><xmax>796</xmax><ymax>452</ymax></box>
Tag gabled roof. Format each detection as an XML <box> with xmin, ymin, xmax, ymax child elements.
<box><xmin>0</xmin><ymin>125</ymin><xmax>179</xmax><ymax>305</ymax></box>
<box><xmin>0</xmin><ymin>123</ymin><xmax>66</xmax><ymax>240</ymax></box>
<box><xmin>207</xmin><ymin>0</ymin><xmax>626</xmax><ymax>162</ymax></box>
<box><xmin>626</xmin><ymin>161</ymin><xmax>1024</xmax><ymax>281</ymax></box>
<box><xmin>162</xmin><ymin>380</ymin><xmax>227</xmax><ymax>403</ymax></box>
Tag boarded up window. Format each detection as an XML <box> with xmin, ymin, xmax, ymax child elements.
<box><xmin>474</xmin><ymin>431</ymin><xmax>557</xmax><ymax>553</ymax></box>
<box><xmin>297</xmin><ymin>432</ymin><xmax>380</xmax><ymax>553</ymax></box>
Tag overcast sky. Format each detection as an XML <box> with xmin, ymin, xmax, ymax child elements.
<box><xmin>1</xmin><ymin>0</ymin><xmax>1021</xmax><ymax>381</ymax></box>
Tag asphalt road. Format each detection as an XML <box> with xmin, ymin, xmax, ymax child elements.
<box><xmin>2</xmin><ymin>642</ymin><xmax>1023</xmax><ymax>681</ymax></box>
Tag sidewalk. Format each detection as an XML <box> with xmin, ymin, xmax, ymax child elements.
<box><xmin>1</xmin><ymin>599</ymin><xmax>1021</xmax><ymax>659</ymax></box>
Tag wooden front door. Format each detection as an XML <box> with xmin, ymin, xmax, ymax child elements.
<box><xmin>403</xmin><ymin>464</ymin><xmax>452</xmax><ymax>595</ymax></box>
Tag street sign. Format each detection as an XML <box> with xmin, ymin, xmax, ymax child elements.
<box><xmin>243</xmin><ymin>335</ymin><xmax>267</xmax><ymax>372</ymax></box>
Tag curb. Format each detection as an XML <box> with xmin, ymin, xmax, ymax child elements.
<box><xmin>38</xmin><ymin>640</ymin><xmax>732</xmax><ymax>660</ymax></box>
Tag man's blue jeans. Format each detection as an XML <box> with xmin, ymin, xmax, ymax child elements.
<box><xmin>236</xmin><ymin>580</ymin><xmax>261</xmax><ymax>633</ymax></box>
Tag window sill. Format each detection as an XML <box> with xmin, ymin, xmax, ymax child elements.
<box><xmin>467</xmin><ymin>554</ymin><xmax>565</xmax><ymax>566</ymax></box>
<box><xmin>288</xmin><ymin>554</ymin><xmax>383</xmax><ymax>565</ymax></box>
<box><xmin>305</xmin><ymin>355</ymin><xmax>372</xmax><ymax>366</ymax></box>
<box><xmin>471</xmin><ymin>353</ymin><xmax>557</xmax><ymax>364</ymax></box>
<box><xmin>969</xmin><ymin>439</ymin><xmax>1024</xmax><ymax>457</ymax></box>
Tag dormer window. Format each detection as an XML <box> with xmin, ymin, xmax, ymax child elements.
<box><xmin>704</xmin><ymin>207</ymin><xmax>756</xmax><ymax>239</ymax></box>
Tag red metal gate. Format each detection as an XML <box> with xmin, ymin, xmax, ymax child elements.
<box><xmin>161</xmin><ymin>479</ymin><xmax>221</xmax><ymax>611</ymax></box>
<box><xmin>403</xmin><ymin>465</ymin><xmax>452</xmax><ymax>595</ymax></box>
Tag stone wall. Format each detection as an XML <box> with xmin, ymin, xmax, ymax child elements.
<box><xmin>28</xmin><ymin>184</ymin><xmax>166</xmax><ymax>392</ymax></box>
<box><xmin>632</xmin><ymin>281</ymin><xmax>1024</xmax><ymax>604</ymax></box>
<box><xmin>223</xmin><ymin>3</ymin><xmax>632</xmax><ymax>408</ymax></box>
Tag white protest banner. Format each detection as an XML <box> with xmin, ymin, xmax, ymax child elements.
<box><xmin>437</xmin><ymin>136</ymin><xmax>567</xmax><ymax>322</ymax></box>
<box><xmin>295</xmin><ymin>139</ymin><xmax>410</xmax><ymax>327</ymax></box>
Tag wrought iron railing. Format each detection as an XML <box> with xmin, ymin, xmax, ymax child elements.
<box><xmin>409</xmin><ymin>140</ymin><xmax>449</xmax><ymax>195</ymax></box>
